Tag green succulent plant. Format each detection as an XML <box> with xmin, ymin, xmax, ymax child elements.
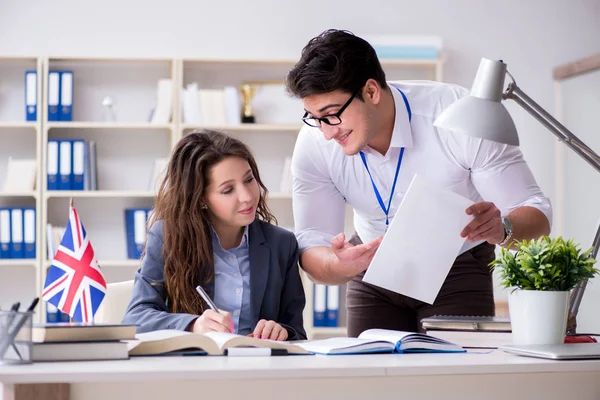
<box><xmin>491</xmin><ymin>236</ymin><xmax>599</xmax><ymax>291</ymax></box>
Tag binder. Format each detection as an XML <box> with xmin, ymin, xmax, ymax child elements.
<box><xmin>71</xmin><ymin>139</ymin><xmax>85</xmax><ymax>190</ymax></box>
<box><xmin>125</xmin><ymin>208</ymin><xmax>148</xmax><ymax>259</ymax></box>
<box><xmin>25</xmin><ymin>70</ymin><xmax>37</xmax><ymax>121</ymax></box>
<box><xmin>326</xmin><ymin>285</ymin><xmax>340</xmax><ymax>327</ymax></box>
<box><xmin>23</xmin><ymin>208</ymin><xmax>36</xmax><ymax>259</ymax></box>
<box><xmin>59</xmin><ymin>71</ymin><xmax>73</xmax><ymax>121</ymax></box>
<box><xmin>0</xmin><ymin>208</ymin><xmax>11</xmax><ymax>259</ymax></box>
<box><xmin>58</xmin><ymin>140</ymin><xmax>72</xmax><ymax>190</ymax></box>
<box><xmin>47</xmin><ymin>140</ymin><xmax>59</xmax><ymax>191</ymax></box>
<box><xmin>10</xmin><ymin>208</ymin><xmax>24</xmax><ymax>259</ymax></box>
<box><xmin>313</xmin><ymin>284</ymin><xmax>327</xmax><ymax>327</ymax></box>
<box><xmin>46</xmin><ymin>302</ymin><xmax>59</xmax><ymax>323</ymax></box>
<box><xmin>47</xmin><ymin>71</ymin><xmax>61</xmax><ymax>121</ymax></box>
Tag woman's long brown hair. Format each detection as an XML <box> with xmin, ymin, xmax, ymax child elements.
<box><xmin>148</xmin><ymin>129</ymin><xmax>276</xmax><ymax>315</ymax></box>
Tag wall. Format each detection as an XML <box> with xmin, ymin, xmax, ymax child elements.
<box><xmin>0</xmin><ymin>0</ymin><xmax>599</xmax><ymax>306</ymax></box>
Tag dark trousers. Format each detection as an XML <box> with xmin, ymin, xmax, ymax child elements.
<box><xmin>346</xmin><ymin>239</ymin><xmax>496</xmax><ymax>337</ymax></box>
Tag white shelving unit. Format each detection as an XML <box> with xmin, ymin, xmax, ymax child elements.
<box><xmin>0</xmin><ymin>54</ymin><xmax>444</xmax><ymax>334</ymax></box>
<box><xmin>0</xmin><ymin>56</ymin><xmax>43</xmax><ymax>312</ymax></box>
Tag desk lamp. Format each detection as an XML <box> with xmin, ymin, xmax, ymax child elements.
<box><xmin>433</xmin><ymin>58</ymin><xmax>600</xmax><ymax>335</ymax></box>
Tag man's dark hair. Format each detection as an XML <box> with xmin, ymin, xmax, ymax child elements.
<box><xmin>286</xmin><ymin>29</ymin><xmax>387</xmax><ymax>100</ymax></box>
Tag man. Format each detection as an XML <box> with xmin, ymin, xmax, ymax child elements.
<box><xmin>285</xmin><ymin>29</ymin><xmax>552</xmax><ymax>336</ymax></box>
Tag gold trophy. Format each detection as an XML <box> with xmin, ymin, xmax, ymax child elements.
<box><xmin>240</xmin><ymin>83</ymin><xmax>256</xmax><ymax>123</ymax></box>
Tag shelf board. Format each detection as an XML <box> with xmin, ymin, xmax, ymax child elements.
<box><xmin>182</xmin><ymin>57</ymin><xmax>443</xmax><ymax>67</ymax></box>
<box><xmin>182</xmin><ymin>123</ymin><xmax>300</xmax><ymax>132</ymax></box>
<box><xmin>45</xmin><ymin>259</ymin><xmax>141</xmax><ymax>268</ymax></box>
<box><xmin>0</xmin><ymin>122</ymin><xmax>37</xmax><ymax>129</ymax></box>
<box><xmin>0</xmin><ymin>259</ymin><xmax>37</xmax><ymax>267</ymax></box>
<box><xmin>0</xmin><ymin>191</ymin><xmax>37</xmax><ymax>199</ymax></box>
<box><xmin>45</xmin><ymin>190</ymin><xmax>155</xmax><ymax>199</ymax></box>
<box><xmin>46</xmin><ymin>122</ymin><xmax>172</xmax><ymax>130</ymax></box>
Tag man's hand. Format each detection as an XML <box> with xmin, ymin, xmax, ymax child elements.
<box><xmin>461</xmin><ymin>201</ymin><xmax>505</xmax><ymax>244</ymax></box>
<box><xmin>331</xmin><ymin>233</ymin><xmax>382</xmax><ymax>278</ymax></box>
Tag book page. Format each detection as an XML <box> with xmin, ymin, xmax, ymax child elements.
<box><xmin>363</xmin><ymin>174</ymin><xmax>474</xmax><ymax>304</ymax></box>
<box><xmin>358</xmin><ymin>329</ymin><xmax>413</xmax><ymax>344</ymax></box>
<box><xmin>203</xmin><ymin>331</ymin><xmax>244</xmax><ymax>349</ymax></box>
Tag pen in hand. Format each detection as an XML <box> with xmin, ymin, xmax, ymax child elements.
<box><xmin>195</xmin><ymin>285</ymin><xmax>235</xmax><ymax>334</ymax></box>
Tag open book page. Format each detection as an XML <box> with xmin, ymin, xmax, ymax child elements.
<box><xmin>295</xmin><ymin>337</ymin><xmax>395</xmax><ymax>355</ymax></box>
<box><xmin>203</xmin><ymin>332</ymin><xmax>310</xmax><ymax>354</ymax></box>
<box><xmin>363</xmin><ymin>174</ymin><xmax>474</xmax><ymax>304</ymax></box>
<box><xmin>128</xmin><ymin>330</ymin><xmax>221</xmax><ymax>355</ymax></box>
<box><xmin>358</xmin><ymin>329</ymin><xmax>465</xmax><ymax>353</ymax></box>
<box><xmin>128</xmin><ymin>330</ymin><xmax>311</xmax><ymax>356</ymax></box>
<box><xmin>358</xmin><ymin>329</ymin><xmax>413</xmax><ymax>344</ymax></box>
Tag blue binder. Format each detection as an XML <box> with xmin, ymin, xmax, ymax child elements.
<box><xmin>0</xmin><ymin>208</ymin><xmax>12</xmax><ymax>259</ymax></box>
<box><xmin>25</xmin><ymin>70</ymin><xmax>37</xmax><ymax>121</ymax></box>
<box><xmin>125</xmin><ymin>208</ymin><xmax>149</xmax><ymax>259</ymax></box>
<box><xmin>313</xmin><ymin>284</ymin><xmax>327</xmax><ymax>327</ymax></box>
<box><xmin>47</xmin><ymin>71</ymin><xmax>61</xmax><ymax>121</ymax></box>
<box><xmin>71</xmin><ymin>139</ymin><xmax>85</xmax><ymax>190</ymax></box>
<box><xmin>59</xmin><ymin>71</ymin><xmax>73</xmax><ymax>121</ymax></box>
<box><xmin>23</xmin><ymin>208</ymin><xmax>36</xmax><ymax>259</ymax></box>
<box><xmin>58</xmin><ymin>140</ymin><xmax>72</xmax><ymax>190</ymax></box>
<box><xmin>326</xmin><ymin>285</ymin><xmax>340</xmax><ymax>327</ymax></box>
<box><xmin>10</xmin><ymin>208</ymin><xmax>24</xmax><ymax>259</ymax></box>
<box><xmin>47</xmin><ymin>140</ymin><xmax>59</xmax><ymax>191</ymax></box>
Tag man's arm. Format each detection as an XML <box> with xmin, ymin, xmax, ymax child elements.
<box><xmin>457</xmin><ymin>134</ymin><xmax>552</xmax><ymax>247</ymax></box>
<box><xmin>292</xmin><ymin>128</ymin><xmax>380</xmax><ymax>285</ymax></box>
<box><xmin>300</xmin><ymin>233</ymin><xmax>380</xmax><ymax>285</ymax></box>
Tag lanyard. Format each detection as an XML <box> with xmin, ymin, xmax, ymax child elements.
<box><xmin>359</xmin><ymin>88</ymin><xmax>411</xmax><ymax>226</ymax></box>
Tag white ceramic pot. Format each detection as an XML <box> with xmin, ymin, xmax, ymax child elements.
<box><xmin>507</xmin><ymin>289</ymin><xmax>570</xmax><ymax>345</ymax></box>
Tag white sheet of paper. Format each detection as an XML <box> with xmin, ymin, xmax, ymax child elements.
<box><xmin>363</xmin><ymin>174</ymin><xmax>474</xmax><ymax>304</ymax></box>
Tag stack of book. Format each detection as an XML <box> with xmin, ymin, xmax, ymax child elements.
<box><xmin>421</xmin><ymin>315</ymin><xmax>512</xmax><ymax>349</ymax></box>
<box><xmin>31</xmin><ymin>322</ymin><xmax>136</xmax><ymax>361</ymax></box>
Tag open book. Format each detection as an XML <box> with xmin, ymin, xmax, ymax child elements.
<box><xmin>128</xmin><ymin>330</ymin><xmax>311</xmax><ymax>356</ymax></box>
<box><xmin>297</xmin><ymin>329</ymin><xmax>465</xmax><ymax>355</ymax></box>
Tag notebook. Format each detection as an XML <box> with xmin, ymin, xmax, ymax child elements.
<box><xmin>127</xmin><ymin>330</ymin><xmax>311</xmax><ymax>356</ymax></box>
<box><xmin>499</xmin><ymin>343</ymin><xmax>600</xmax><ymax>360</ymax></box>
<box><xmin>298</xmin><ymin>329</ymin><xmax>465</xmax><ymax>355</ymax></box>
<box><xmin>32</xmin><ymin>323</ymin><xmax>137</xmax><ymax>343</ymax></box>
<box><xmin>421</xmin><ymin>315</ymin><xmax>511</xmax><ymax>332</ymax></box>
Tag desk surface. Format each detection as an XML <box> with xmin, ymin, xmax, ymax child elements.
<box><xmin>2</xmin><ymin>350</ymin><xmax>600</xmax><ymax>384</ymax></box>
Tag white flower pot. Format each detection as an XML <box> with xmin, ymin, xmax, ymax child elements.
<box><xmin>507</xmin><ymin>290</ymin><xmax>570</xmax><ymax>345</ymax></box>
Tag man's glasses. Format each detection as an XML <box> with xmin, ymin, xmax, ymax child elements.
<box><xmin>302</xmin><ymin>87</ymin><xmax>361</xmax><ymax>128</ymax></box>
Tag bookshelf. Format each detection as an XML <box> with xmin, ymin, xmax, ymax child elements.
<box><xmin>0</xmin><ymin>56</ymin><xmax>43</xmax><ymax>314</ymax></box>
<box><xmin>0</xmin><ymin>55</ymin><xmax>444</xmax><ymax>333</ymax></box>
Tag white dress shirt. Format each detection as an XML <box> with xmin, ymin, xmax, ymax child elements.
<box><xmin>291</xmin><ymin>80</ymin><xmax>552</xmax><ymax>254</ymax></box>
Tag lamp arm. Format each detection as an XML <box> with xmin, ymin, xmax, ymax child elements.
<box><xmin>503</xmin><ymin>80</ymin><xmax>600</xmax><ymax>334</ymax></box>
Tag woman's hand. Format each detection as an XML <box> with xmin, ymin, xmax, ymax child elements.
<box><xmin>192</xmin><ymin>309</ymin><xmax>234</xmax><ymax>334</ymax></box>
<box><xmin>251</xmin><ymin>319</ymin><xmax>288</xmax><ymax>341</ymax></box>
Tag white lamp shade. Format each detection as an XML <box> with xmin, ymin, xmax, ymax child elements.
<box><xmin>433</xmin><ymin>95</ymin><xmax>520</xmax><ymax>146</ymax></box>
<box><xmin>434</xmin><ymin>58</ymin><xmax>520</xmax><ymax>147</ymax></box>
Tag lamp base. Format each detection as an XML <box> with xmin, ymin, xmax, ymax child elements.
<box><xmin>241</xmin><ymin>116</ymin><xmax>255</xmax><ymax>123</ymax></box>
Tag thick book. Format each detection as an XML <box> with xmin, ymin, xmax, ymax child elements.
<box><xmin>127</xmin><ymin>330</ymin><xmax>312</xmax><ymax>356</ymax></box>
<box><xmin>428</xmin><ymin>330</ymin><xmax>513</xmax><ymax>349</ymax></box>
<box><xmin>32</xmin><ymin>323</ymin><xmax>137</xmax><ymax>343</ymax></box>
<box><xmin>298</xmin><ymin>329</ymin><xmax>464</xmax><ymax>355</ymax></box>
<box><xmin>421</xmin><ymin>315</ymin><xmax>511</xmax><ymax>332</ymax></box>
<box><xmin>32</xmin><ymin>341</ymin><xmax>129</xmax><ymax>361</ymax></box>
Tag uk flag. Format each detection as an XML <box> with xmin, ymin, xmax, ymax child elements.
<box><xmin>42</xmin><ymin>206</ymin><xmax>106</xmax><ymax>323</ymax></box>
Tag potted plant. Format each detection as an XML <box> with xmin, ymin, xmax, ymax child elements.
<box><xmin>491</xmin><ymin>236</ymin><xmax>598</xmax><ymax>345</ymax></box>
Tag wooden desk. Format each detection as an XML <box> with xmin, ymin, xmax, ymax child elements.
<box><xmin>2</xmin><ymin>351</ymin><xmax>600</xmax><ymax>400</ymax></box>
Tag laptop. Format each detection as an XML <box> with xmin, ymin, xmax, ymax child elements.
<box><xmin>499</xmin><ymin>343</ymin><xmax>600</xmax><ymax>360</ymax></box>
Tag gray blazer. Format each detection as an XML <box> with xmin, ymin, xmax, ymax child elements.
<box><xmin>122</xmin><ymin>219</ymin><xmax>307</xmax><ymax>340</ymax></box>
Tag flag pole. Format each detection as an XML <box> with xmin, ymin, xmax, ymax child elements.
<box><xmin>70</xmin><ymin>197</ymin><xmax>73</xmax><ymax>209</ymax></box>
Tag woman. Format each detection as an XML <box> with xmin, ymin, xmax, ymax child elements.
<box><xmin>123</xmin><ymin>129</ymin><xmax>306</xmax><ymax>341</ymax></box>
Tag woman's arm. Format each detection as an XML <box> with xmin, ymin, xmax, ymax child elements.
<box><xmin>121</xmin><ymin>222</ymin><xmax>198</xmax><ymax>333</ymax></box>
